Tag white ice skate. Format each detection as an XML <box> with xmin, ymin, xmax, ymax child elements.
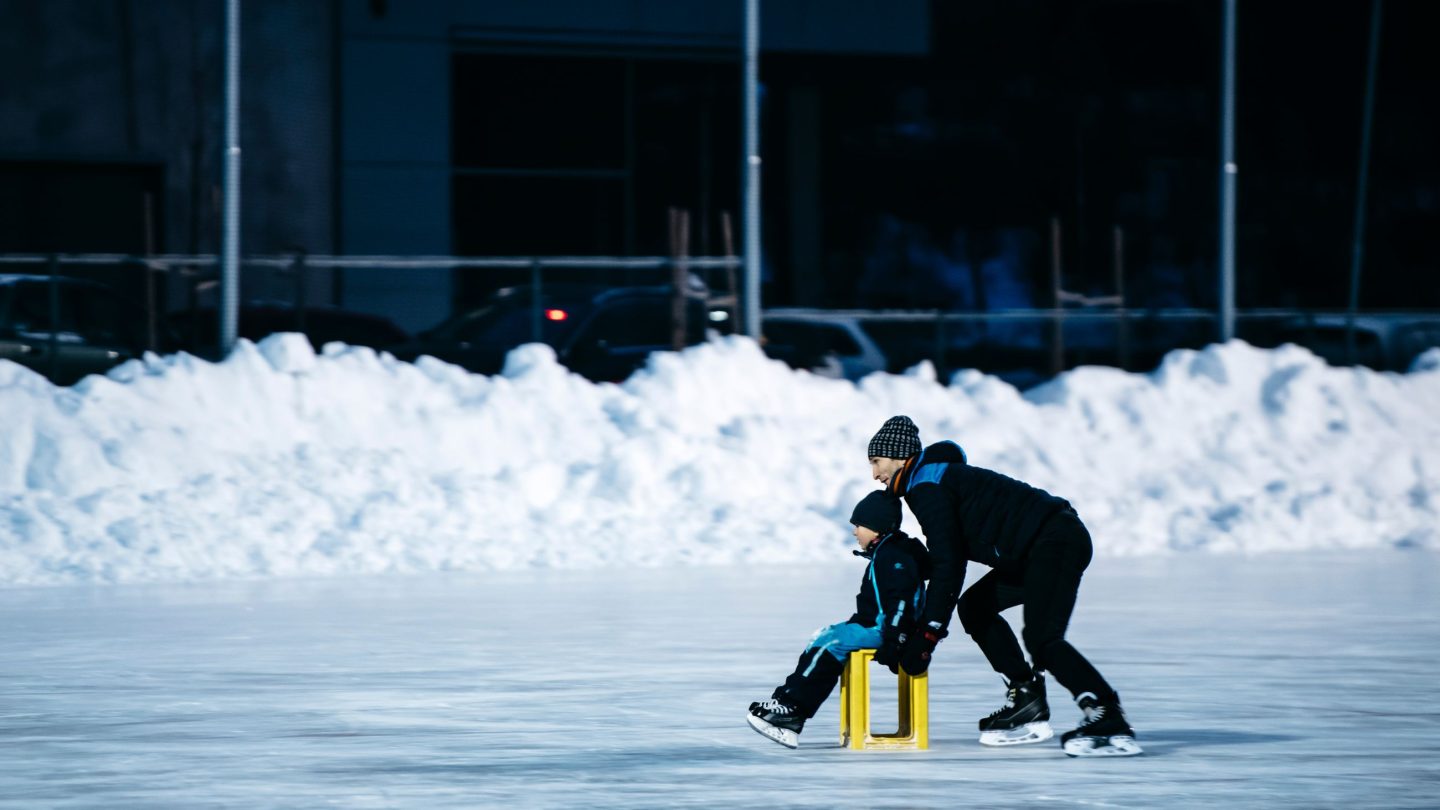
<box><xmin>746</xmin><ymin>712</ymin><xmax>800</xmax><ymax>749</ymax></box>
<box><xmin>979</xmin><ymin>720</ymin><xmax>1055</xmax><ymax>747</ymax></box>
<box><xmin>1062</xmin><ymin>734</ymin><xmax>1143</xmax><ymax>757</ymax></box>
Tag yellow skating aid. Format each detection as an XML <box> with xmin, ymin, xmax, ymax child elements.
<box><xmin>838</xmin><ymin>648</ymin><xmax>928</xmax><ymax>750</ymax></box>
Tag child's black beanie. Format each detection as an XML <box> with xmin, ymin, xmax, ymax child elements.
<box><xmin>850</xmin><ymin>491</ymin><xmax>902</xmax><ymax>533</ymax></box>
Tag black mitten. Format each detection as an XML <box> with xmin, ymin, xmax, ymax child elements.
<box><xmin>873</xmin><ymin>628</ymin><xmax>907</xmax><ymax>674</ymax></box>
<box><xmin>899</xmin><ymin>622</ymin><xmax>947</xmax><ymax>676</ymax></box>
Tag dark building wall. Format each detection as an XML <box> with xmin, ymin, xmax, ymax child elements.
<box><xmin>336</xmin><ymin>0</ymin><xmax>929</xmax><ymax>331</ymax></box>
<box><xmin>0</xmin><ymin>0</ymin><xmax>335</xmax><ymax>305</ymax></box>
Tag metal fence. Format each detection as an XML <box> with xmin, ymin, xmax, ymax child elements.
<box><xmin>0</xmin><ymin>252</ymin><xmax>744</xmax><ymax>348</ymax></box>
<box><xmin>4</xmin><ymin>253</ymin><xmax>1438</xmax><ymax>385</ymax></box>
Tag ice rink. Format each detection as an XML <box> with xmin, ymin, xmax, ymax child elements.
<box><xmin>1</xmin><ymin>550</ymin><xmax>1435</xmax><ymax>808</ymax></box>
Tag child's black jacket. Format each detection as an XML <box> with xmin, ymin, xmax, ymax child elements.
<box><xmin>847</xmin><ymin>530</ymin><xmax>931</xmax><ymax>638</ymax></box>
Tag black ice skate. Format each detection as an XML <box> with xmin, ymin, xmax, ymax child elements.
<box><xmin>747</xmin><ymin>699</ymin><xmax>805</xmax><ymax>749</ymax></box>
<box><xmin>1061</xmin><ymin>692</ymin><xmax>1142</xmax><ymax>757</ymax></box>
<box><xmin>978</xmin><ymin>674</ymin><xmax>1054</xmax><ymax>746</ymax></box>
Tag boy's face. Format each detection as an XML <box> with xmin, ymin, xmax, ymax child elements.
<box><xmin>853</xmin><ymin>523</ymin><xmax>881</xmax><ymax>550</ymax></box>
<box><xmin>870</xmin><ymin>456</ymin><xmax>905</xmax><ymax>485</ymax></box>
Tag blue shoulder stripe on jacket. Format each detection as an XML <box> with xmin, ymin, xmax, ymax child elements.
<box><xmin>905</xmin><ymin>441</ymin><xmax>965</xmax><ymax>493</ymax></box>
<box><xmin>907</xmin><ymin>461</ymin><xmax>947</xmax><ymax>490</ymax></box>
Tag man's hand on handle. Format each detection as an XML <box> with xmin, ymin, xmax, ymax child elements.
<box><xmin>899</xmin><ymin>621</ymin><xmax>947</xmax><ymax>676</ymax></box>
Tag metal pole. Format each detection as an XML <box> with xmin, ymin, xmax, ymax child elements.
<box><xmin>530</xmin><ymin>260</ymin><xmax>543</xmax><ymax>343</ymax></box>
<box><xmin>1114</xmin><ymin>225</ymin><xmax>1129</xmax><ymax>369</ymax></box>
<box><xmin>48</xmin><ymin>255</ymin><xmax>60</xmax><ymax>382</ymax></box>
<box><xmin>221</xmin><ymin>0</ymin><xmax>241</xmax><ymax>354</ymax></box>
<box><xmin>1218</xmin><ymin>0</ymin><xmax>1237</xmax><ymax>343</ymax></box>
<box><xmin>1346</xmin><ymin>0</ymin><xmax>1383</xmax><ymax>364</ymax></box>
<box><xmin>1050</xmin><ymin>216</ymin><xmax>1064</xmax><ymax>376</ymax></box>
<box><xmin>742</xmin><ymin>0</ymin><xmax>761</xmax><ymax>339</ymax></box>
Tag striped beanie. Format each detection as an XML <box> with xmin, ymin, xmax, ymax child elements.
<box><xmin>868</xmin><ymin>415</ymin><xmax>921</xmax><ymax>460</ymax></box>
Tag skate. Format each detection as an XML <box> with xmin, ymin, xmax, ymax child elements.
<box><xmin>978</xmin><ymin>674</ymin><xmax>1053</xmax><ymax>746</ymax></box>
<box><xmin>1061</xmin><ymin>692</ymin><xmax>1142</xmax><ymax>757</ymax></box>
<box><xmin>747</xmin><ymin>699</ymin><xmax>805</xmax><ymax>749</ymax></box>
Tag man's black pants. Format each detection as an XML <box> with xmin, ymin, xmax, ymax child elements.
<box><xmin>955</xmin><ymin>509</ymin><xmax>1114</xmax><ymax>701</ymax></box>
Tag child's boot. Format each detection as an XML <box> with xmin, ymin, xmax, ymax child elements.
<box><xmin>1061</xmin><ymin>691</ymin><xmax>1142</xmax><ymax>757</ymax></box>
<box><xmin>747</xmin><ymin>699</ymin><xmax>805</xmax><ymax>749</ymax></box>
<box><xmin>978</xmin><ymin>673</ymin><xmax>1054</xmax><ymax>746</ymax></box>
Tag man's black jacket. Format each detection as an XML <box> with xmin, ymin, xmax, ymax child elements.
<box><xmin>885</xmin><ymin>441</ymin><xmax>1073</xmax><ymax>630</ymax></box>
<box><xmin>847</xmin><ymin>530</ymin><xmax>931</xmax><ymax>641</ymax></box>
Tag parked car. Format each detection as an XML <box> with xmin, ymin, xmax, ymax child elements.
<box><xmin>390</xmin><ymin>283</ymin><xmax>720</xmax><ymax>382</ymax></box>
<box><xmin>760</xmin><ymin>310</ymin><xmax>890</xmax><ymax>380</ymax></box>
<box><xmin>168</xmin><ymin>303</ymin><xmax>411</xmax><ymax>358</ymax></box>
<box><xmin>1272</xmin><ymin>314</ymin><xmax>1440</xmax><ymax>372</ymax></box>
<box><xmin>0</xmin><ymin>274</ymin><xmax>168</xmax><ymax>385</ymax></box>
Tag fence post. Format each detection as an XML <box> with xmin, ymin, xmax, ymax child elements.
<box><xmin>1114</xmin><ymin>226</ymin><xmax>1129</xmax><ymax>370</ymax></box>
<box><xmin>47</xmin><ymin>255</ymin><xmax>60</xmax><ymax>382</ymax></box>
<box><xmin>670</xmin><ymin>208</ymin><xmax>691</xmax><ymax>352</ymax></box>
<box><xmin>292</xmin><ymin>252</ymin><xmax>308</xmax><ymax>338</ymax></box>
<box><xmin>1050</xmin><ymin>217</ymin><xmax>1065</xmax><ymax>376</ymax></box>
<box><xmin>530</xmin><ymin>260</ymin><xmax>543</xmax><ymax>343</ymax></box>
<box><xmin>934</xmin><ymin>310</ymin><xmax>947</xmax><ymax>381</ymax></box>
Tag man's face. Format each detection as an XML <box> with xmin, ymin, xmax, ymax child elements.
<box><xmin>853</xmin><ymin>523</ymin><xmax>880</xmax><ymax>550</ymax></box>
<box><xmin>870</xmin><ymin>456</ymin><xmax>905</xmax><ymax>485</ymax></box>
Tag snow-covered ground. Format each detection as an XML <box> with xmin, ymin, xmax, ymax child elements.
<box><xmin>1</xmin><ymin>552</ymin><xmax>1436</xmax><ymax>808</ymax></box>
<box><xmin>2</xmin><ymin>336</ymin><xmax>1438</xmax><ymax>586</ymax></box>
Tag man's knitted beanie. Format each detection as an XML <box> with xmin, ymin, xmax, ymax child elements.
<box><xmin>868</xmin><ymin>415</ymin><xmax>921</xmax><ymax>460</ymax></box>
<box><xmin>850</xmin><ymin>491</ymin><xmax>902</xmax><ymax>533</ymax></box>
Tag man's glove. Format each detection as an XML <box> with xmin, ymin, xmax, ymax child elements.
<box><xmin>899</xmin><ymin>622</ymin><xmax>947</xmax><ymax>676</ymax></box>
<box><xmin>874</xmin><ymin>629</ymin><xmax>906</xmax><ymax>674</ymax></box>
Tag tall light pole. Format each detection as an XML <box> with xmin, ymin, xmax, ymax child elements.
<box><xmin>742</xmin><ymin>0</ymin><xmax>761</xmax><ymax>339</ymax></box>
<box><xmin>221</xmin><ymin>0</ymin><xmax>241</xmax><ymax>354</ymax></box>
<box><xmin>1346</xmin><ymin>0</ymin><xmax>1383</xmax><ymax>363</ymax></box>
<box><xmin>1218</xmin><ymin>0</ymin><xmax>1237</xmax><ymax>343</ymax></box>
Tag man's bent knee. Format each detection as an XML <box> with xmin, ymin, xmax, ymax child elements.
<box><xmin>957</xmin><ymin>596</ymin><xmax>996</xmax><ymax>637</ymax></box>
<box><xmin>1024</xmin><ymin>632</ymin><xmax>1067</xmax><ymax>669</ymax></box>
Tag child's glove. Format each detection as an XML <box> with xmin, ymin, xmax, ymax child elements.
<box><xmin>874</xmin><ymin>630</ymin><xmax>907</xmax><ymax>674</ymax></box>
<box><xmin>899</xmin><ymin>621</ymin><xmax>947</xmax><ymax>676</ymax></box>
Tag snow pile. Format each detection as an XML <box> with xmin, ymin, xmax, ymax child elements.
<box><xmin>1</xmin><ymin>335</ymin><xmax>1437</xmax><ymax>585</ymax></box>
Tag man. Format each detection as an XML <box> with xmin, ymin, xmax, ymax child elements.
<box><xmin>866</xmin><ymin>415</ymin><xmax>1141</xmax><ymax>757</ymax></box>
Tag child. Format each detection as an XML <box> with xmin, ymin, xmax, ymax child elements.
<box><xmin>747</xmin><ymin>491</ymin><xmax>930</xmax><ymax>748</ymax></box>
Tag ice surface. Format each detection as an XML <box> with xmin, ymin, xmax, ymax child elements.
<box><xmin>2</xmin><ymin>335</ymin><xmax>1438</xmax><ymax>586</ymax></box>
<box><xmin>0</xmin><ymin>551</ymin><xmax>1436</xmax><ymax>808</ymax></box>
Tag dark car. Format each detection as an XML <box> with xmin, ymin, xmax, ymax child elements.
<box><xmin>392</xmin><ymin>283</ymin><xmax>718</xmax><ymax>382</ymax></box>
<box><xmin>168</xmin><ymin>303</ymin><xmax>411</xmax><ymax>358</ymax></box>
<box><xmin>1272</xmin><ymin>314</ymin><xmax>1440</xmax><ymax>372</ymax></box>
<box><xmin>0</xmin><ymin>274</ymin><xmax>166</xmax><ymax>385</ymax></box>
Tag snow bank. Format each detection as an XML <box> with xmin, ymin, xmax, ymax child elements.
<box><xmin>1</xmin><ymin>335</ymin><xmax>1437</xmax><ymax>585</ymax></box>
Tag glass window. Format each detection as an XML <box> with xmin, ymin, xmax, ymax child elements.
<box><xmin>453</xmin><ymin>55</ymin><xmax>625</xmax><ymax>170</ymax></box>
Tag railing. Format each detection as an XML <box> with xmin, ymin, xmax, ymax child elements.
<box><xmin>4</xmin><ymin>253</ymin><xmax>1437</xmax><ymax>384</ymax></box>
<box><xmin>0</xmin><ymin>252</ymin><xmax>745</xmax><ymax>348</ymax></box>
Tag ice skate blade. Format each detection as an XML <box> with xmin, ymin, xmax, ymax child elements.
<box><xmin>746</xmin><ymin>713</ymin><xmax>799</xmax><ymax>749</ymax></box>
<box><xmin>1063</xmin><ymin>735</ymin><xmax>1143</xmax><ymax>757</ymax></box>
<box><xmin>979</xmin><ymin>721</ymin><xmax>1054</xmax><ymax>747</ymax></box>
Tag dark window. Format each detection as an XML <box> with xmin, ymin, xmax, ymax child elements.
<box><xmin>452</xmin><ymin>175</ymin><xmax>624</xmax><ymax>257</ymax></box>
<box><xmin>453</xmin><ymin>56</ymin><xmax>626</xmax><ymax>170</ymax></box>
<box><xmin>0</xmin><ymin>162</ymin><xmax>162</xmax><ymax>254</ymax></box>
